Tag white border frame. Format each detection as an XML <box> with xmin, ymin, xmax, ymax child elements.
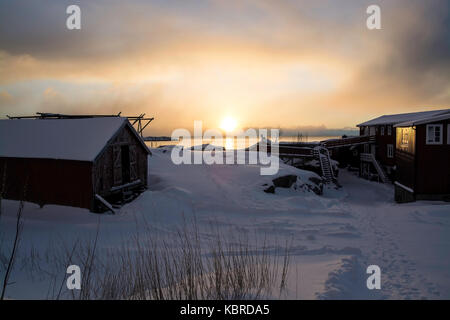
<box><xmin>448</xmin><ymin>124</ymin><xmax>450</xmax><ymax>145</ymax></box>
<box><xmin>387</xmin><ymin>144</ymin><xmax>394</xmax><ymax>158</ymax></box>
<box><xmin>426</xmin><ymin>124</ymin><xmax>443</xmax><ymax>145</ymax></box>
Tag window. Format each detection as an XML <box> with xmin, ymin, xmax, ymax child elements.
<box><xmin>448</xmin><ymin>124</ymin><xmax>450</xmax><ymax>145</ymax></box>
<box><xmin>426</xmin><ymin>124</ymin><xmax>443</xmax><ymax>144</ymax></box>
<box><xmin>380</xmin><ymin>126</ymin><xmax>385</xmax><ymax>136</ymax></box>
<box><xmin>397</xmin><ymin>127</ymin><xmax>416</xmax><ymax>154</ymax></box>
<box><xmin>401</xmin><ymin>130</ymin><xmax>409</xmax><ymax>146</ymax></box>
<box><xmin>387</xmin><ymin>125</ymin><xmax>392</xmax><ymax>136</ymax></box>
<box><xmin>387</xmin><ymin>144</ymin><xmax>394</xmax><ymax>158</ymax></box>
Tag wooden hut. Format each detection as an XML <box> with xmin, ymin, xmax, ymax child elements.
<box><xmin>0</xmin><ymin>117</ymin><xmax>150</xmax><ymax>212</ymax></box>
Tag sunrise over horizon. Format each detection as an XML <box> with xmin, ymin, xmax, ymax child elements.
<box><xmin>1</xmin><ymin>0</ymin><xmax>450</xmax><ymax>304</ymax></box>
<box><xmin>1</xmin><ymin>0</ymin><xmax>449</xmax><ymax>137</ymax></box>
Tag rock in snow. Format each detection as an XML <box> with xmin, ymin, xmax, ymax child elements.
<box><xmin>264</xmin><ymin>174</ymin><xmax>323</xmax><ymax>195</ymax></box>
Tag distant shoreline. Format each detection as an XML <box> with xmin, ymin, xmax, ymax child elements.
<box><xmin>143</xmin><ymin>136</ymin><xmax>175</xmax><ymax>141</ymax></box>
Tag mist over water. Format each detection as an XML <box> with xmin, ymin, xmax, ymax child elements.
<box><xmin>145</xmin><ymin>136</ymin><xmax>349</xmax><ymax>149</ymax></box>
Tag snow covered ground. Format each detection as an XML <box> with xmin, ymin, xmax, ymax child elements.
<box><xmin>1</xmin><ymin>147</ymin><xmax>450</xmax><ymax>299</ymax></box>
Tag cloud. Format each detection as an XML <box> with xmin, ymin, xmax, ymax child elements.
<box><xmin>0</xmin><ymin>0</ymin><xmax>448</xmax><ymax>133</ymax></box>
<box><xmin>0</xmin><ymin>90</ymin><xmax>13</xmax><ymax>102</ymax></box>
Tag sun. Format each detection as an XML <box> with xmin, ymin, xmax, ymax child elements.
<box><xmin>220</xmin><ymin>116</ymin><xmax>237</xmax><ymax>133</ymax></box>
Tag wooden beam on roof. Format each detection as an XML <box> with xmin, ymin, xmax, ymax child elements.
<box><xmin>6</xmin><ymin>112</ymin><xmax>155</xmax><ymax>138</ymax></box>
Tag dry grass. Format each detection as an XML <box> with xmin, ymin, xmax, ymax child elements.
<box><xmin>38</xmin><ymin>218</ymin><xmax>292</xmax><ymax>300</ymax></box>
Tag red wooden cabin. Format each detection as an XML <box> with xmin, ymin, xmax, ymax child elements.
<box><xmin>0</xmin><ymin>117</ymin><xmax>150</xmax><ymax>212</ymax></box>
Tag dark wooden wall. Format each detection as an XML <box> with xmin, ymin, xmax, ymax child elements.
<box><xmin>92</xmin><ymin>125</ymin><xmax>148</xmax><ymax>197</ymax></box>
<box><xmin>374</xmin><ymin>125</ymin><xmax>396</xmax><ymax>167</ymax></box>
<box><xmin>0</xmin><ymin>158</ymin><xmax>93</xmax><ymax>210</ymax></box>
<box><xmin>360</xmin><ymin>125</ymin><xmax>396</xmax><ymax>167</ymax></box>
<box><xmin>415</xmin><ymin>120</ymin><xmax>450</xmax><ymax>196</ymax></box>
<box><xmin>395</xmin><ymin>150</ymin><xmax>415</xmax><ymax>190</ymax></box>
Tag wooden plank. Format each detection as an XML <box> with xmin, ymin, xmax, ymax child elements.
<box><xmin>95</xmin><ymin>194</ymin><xmax>115</xmax><ymax>214</ymax></box>
<box><xmin>110</xmin><ymin>179</ymin><xmax>141</xmax><ymax>192</ymax></box>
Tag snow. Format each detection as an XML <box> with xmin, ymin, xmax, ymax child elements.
<box><xmin>357</xmin><ymin>109</ymin><xmax>450</xmax><ymax>127</ymax></box>
<box><xmin>95</xmin><ymin>194</ymin><xmax>115</xmax><ymax>213</ymax></box>
<box><xmin>395</xmin><ymin>113</ymin><xmax>450</xmax><ymax>127</ymax></box>
<box><xmin>0</xmin><ymin>118</ymin><xmax>126</xmax><ymax>161</ymax></box>
<box><xmin>394</xmin><ymin>181</ymin><xmax>414</xmax><ymax>193</ymax></box>
<box><xmin>1</xmin><ymin>147</ymin><xmax>450</xmax><ymax>299</ymax></box>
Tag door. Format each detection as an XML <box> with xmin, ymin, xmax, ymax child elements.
<box><xmin>113</xmin><ymin>145</ymin><xmax>122</xmax><ymax>185</ymax></box>
<box><xmin>121</xmin><ymin>145</ymin><xmax>130</xmax><ymax>184</ymax></box>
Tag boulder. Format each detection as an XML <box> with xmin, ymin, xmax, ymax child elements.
<box><xmin>263</xmin><ymin>185</ymin><xmax>275</xmax><ymax>194</ymax></box>
<box><xmin>272</xmin><ymin>175</ymin><xmax>298</xmax><ymax>188</ymax></box>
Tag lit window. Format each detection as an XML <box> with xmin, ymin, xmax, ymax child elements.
<box><xmin>401</xmin><ymin>130</ymin><xmax>409</xmax><ymax>146</ymax></box>
<box><xmin>381</xmin><ymin>126</ymin><xmax>385</xmax><ymax>135</ymax></box>
<box><xmin>426</xmin><ymin>124</ymin><xmax>443</xmax><ymax>145</ymax></box>
<box><xmin>387</xmin><ymin>144</ymin><xmax>394</xmax><ymax>158</ymax></box>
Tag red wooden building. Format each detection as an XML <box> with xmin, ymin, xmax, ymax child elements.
<box><xmin>356</xmin><ymin>109</ymin><xmax>450</xmax><ymax>181</ymax></box>
<box><xmin>357</xmin><ymin>110</ymin><xmax>450</xmax><ymax>168</ymax></box>
<box><xmin>0</xmin><ymin>117</ymin><xmax>150</xmax><ymax>212</ymax></box>
<box><xmin>394</xmin><ymin>113</ymin><xmax>450</xmax><ymax>202</ymax></box>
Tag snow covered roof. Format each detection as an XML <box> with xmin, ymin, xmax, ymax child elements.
<box><xmin>357</xmin><ymin>109</ymin><xmax>450</xmax><ymax>127</ymax></box>
<box><xmin>394</xmin><ymin>113</ymin><xmax>450</xmax><ymax>127</ymax></box>
<box><xmin>0</xmin><ymin>117</ymin><xmax>147</xmax><ymax>161</ymax></box>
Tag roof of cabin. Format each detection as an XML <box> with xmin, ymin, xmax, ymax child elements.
<box><xmin>394</xmin><ymin>113</ymin><xmax>450</xmax><ymax>127</ymax></box>
<box><xmin>357</xmin><ymin>109</ymin><xmax>450</xmax><ymax>127</ymax></box>
<box><xmin>0</xmin><ymin>117</ymin><xmax>149</xmax><ymax>161</ymax></box>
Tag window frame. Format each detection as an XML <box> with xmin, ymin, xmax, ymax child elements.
<box><xmin>426</xmin><ymin>124</ymin><xmax>443</xmax><ymax>145</ymax></box>
<box><xmin>387</xmin><ymin>144</ymin><xmax>394</xmax><ymax>158</ymax></box>
<box><xmin>448</xmin><ymin>124</ymin><xmax>450</xmax><ymax>145</ymax></box>
<box><xmin>380</xmin><ymin>126</ymin><xmax>385</xmax><ymax>136</ymax></box>
<box><xmin>387</xmin><ymin>125</ymin><xmax>392</xmax><ymax>136</ymax></box>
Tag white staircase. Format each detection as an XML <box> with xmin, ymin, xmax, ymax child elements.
<box><xmin>313</xmin><ymin>147</ymin><xmax>335</xmax><ymax>184</ymax></box>
<box><xmin>360</xmin><ymin>153</ymin><xmax>388</xmax><ymax>183</ymax></box>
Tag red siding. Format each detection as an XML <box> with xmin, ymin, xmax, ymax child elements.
<box><xmin>414</xmin><ymin>120</ymin><xmax>450</xmax><ymax>196</ymax></box>
<box><xmin>395</xmin><ymin>150</ymin><xmax>415</xmax><ymax>190</ymax></box>
<box><xmin>359</xmin><ymin>125</ymin><xmax>396</xmax><ymax>167</ymax></box>
<box><xmin>0</xmin><ymin>158</ymin><xmax>93</xmax><ymax>210</ymax></box>
<box><xmin>374</xmin><ymin>125</ymin><xmax>396</xmax><ymax>167</ymax></box>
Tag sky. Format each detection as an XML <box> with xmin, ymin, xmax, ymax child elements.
<box><xmin>0</xmin><ymin>0</ymin><xmax>449</xmax><ymax>136</ymax></box>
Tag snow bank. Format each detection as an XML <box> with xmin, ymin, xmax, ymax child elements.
<box><xmin>1</xmin><ymin>146</ymin><xmax>450</xmax><ymax>300</ymax></box>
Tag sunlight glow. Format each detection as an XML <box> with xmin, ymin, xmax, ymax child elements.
<box><xmin>220</xmin><ymin>116</ymin><xmax>237</xmax><ymax>133</ymax></box>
